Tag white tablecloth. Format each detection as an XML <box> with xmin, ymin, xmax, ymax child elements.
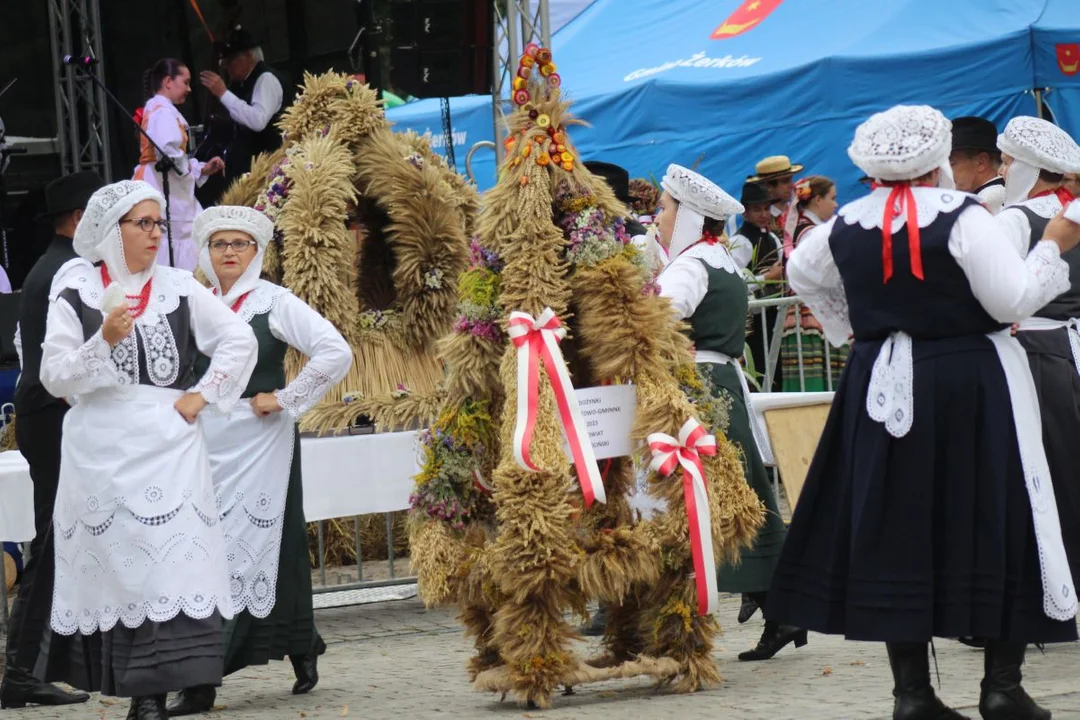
<box><xmin>300</xmin><ymin>431</ymin><xmax>420</xmax><ymax>522</ymax></box>
<box><xmin>0</xmin><ymin>450</ymin><xmax>35</xmax><ymax>543</ymax></box>
<box><xmin>0</xmin><ymin>430</ymin><xmax>422</xmax><ymax>544</ymax></box>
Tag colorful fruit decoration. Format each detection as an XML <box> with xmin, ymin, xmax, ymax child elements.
<box><xmin>508</xmin><ymin>46</ymin><xmax>576</xmax><ymax>173</ymax></box>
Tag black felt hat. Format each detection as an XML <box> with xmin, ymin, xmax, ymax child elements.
<box><xmin>740</xmin><ymin>179</ymin><xmax>772</xmax><ymax>207</ymax></box>
<box><xmin>36</xmin><ymin>171</ymin><xmax>104</xmax><ymax>220</ymax></box>
<box><xmin>584</xmin><ymin>161</ymin><xmax>631</xmax><ymax>204</ymax></box>
<box><xmin>952</xmin><ymin>116</ymin><xmax>999</xmax><ymax>153</ymax></box>
<box><xmin>220</xmin><ymin>26</ymin><xmax>260</xmax><ymax>59</ymax></box>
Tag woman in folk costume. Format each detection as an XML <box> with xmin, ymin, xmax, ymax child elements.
<box><xmin>779</xmin><ymin>175</ymin><xmax>847</xmax><ymax>392</ymax></box>
<box><xmin>996</xmin><ymin>117</ymin><xmax>1080</xmax><ymax>594</ymax></box>
<box><xmin>38</xmin><ymin>180</ymin><xmax>257</xmax><ymax>720</ymax></box>
<box><xmin>654</xmin><ymin>164</ymin><xmax>805</xmax><ymax>662</ymax></box>
<box><xmin>134</xmin><ymin>58</ymin><xmax>224</xmax><ymax>272</ymax></box>
<box><xmin>767</xmin><ymin>105</ymin><xmax>1080</xmax><ymax>720</ymax></box>
<box><xmin>166</xmin><ymin>206</ymin><xmax>351</xmax><ymax>716</ymax></box>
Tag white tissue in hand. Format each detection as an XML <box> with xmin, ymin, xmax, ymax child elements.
<box><xmin>1066</xmin><ymin>199</ymin><xmax>1080</xmax><ymax>225</ymax></box>
<box><xmin>101</xmin><ymin>283</ymin><xmax>128</xmax><ymax>314</ymax></box>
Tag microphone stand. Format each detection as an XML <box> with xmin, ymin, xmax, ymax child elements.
<box><xmin>71</xmin><ymin>63</ymin><xmax>183</xmax><ymax>267</ymax></box>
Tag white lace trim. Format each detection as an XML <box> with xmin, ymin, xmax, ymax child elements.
<box><xmin>274</xmin><ymin>365</ymin><xmax>335</xmax><ymax>420</ymax></box>
<box><xmin>51</xmin><ymin>261</ymin><xmax>192</xmax><ymax>389</ymax></box>
<box><xmin>662</xmin><ymin>164</ymin><xmax>744</xmax><ymax>220</ymax></box>
<box><xmin>839</xmin><ymin>187</ymin><xmax>971</xmax><ymax>233</ymax></box>
<box><xmin>237</xmin><ymin>280</ymin><xmax>291</xmax><ymax>323</ymax></box>
<box><xmin>193</xmin><ymin>367</ymin><xmax>244</xmax><ymax>412</ymax></box>
<box><xmin>1011</xmin><ymin>194</ymin><xmax>1063</xmax><ymax>220</ymax></box>
<box><xmin>999</xmin><ymin>117</ymin><xmax>1080</xmax><ymax>175</ymax></box>
<box><xmin>866</xmin><ymin>332</ymin><xmax>914</xmax><ymax>438</ymax></box>
<box><xmin>847</xmin><ymin>105</ymin><xmax>951</xmax><ymax>181</ymax></box>
<box><xmin>682</xmin><ymin>242</ymin><xmax>740</xmax><ymax>276</ymax></box>
<box><xmin>76</xmin><ymin>330</ymin><xmax>120</xmax><ymax>385</ymax></box>
<box><xmin>1029</xmin><ymin>240</ymin><xmax>1071</xmax><ymax>298</ymax></box>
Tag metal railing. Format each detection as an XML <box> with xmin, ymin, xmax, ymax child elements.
<box><xmin>309</xmin><ymin>512</ymin><xmax>415</xmax><ymax>594</ymax></box>
<box><xmin>747</xmin><ymin>295</ymin><xmax>842</xmax><ymax>393</ymax></box>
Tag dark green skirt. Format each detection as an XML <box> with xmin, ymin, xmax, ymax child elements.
<box><xmin>223</xmin><ymin>430</ymin><xmax>323</xmax><ymax>675</ymax></box>
<box><xmin>705</xmin><ymin>362</ymin><xmax>787</xmax><ymax>593</ymax></box>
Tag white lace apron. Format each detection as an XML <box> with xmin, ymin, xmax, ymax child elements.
<box><xmin>202</xmin><ymin>402</ymin><xmax>295</xmax><ymax>618</ymax></box>
<box><xmin>867</xmin><ymin>329</ymin><xmax>1077</xmax><ymax>622</ymax></box>
<box><xmin>51</xmin><ymin>385</ymin><xmax>233</xmax><ymax>635</ymax></box>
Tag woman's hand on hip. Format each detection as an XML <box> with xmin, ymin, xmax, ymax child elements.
<box><xmin>175</xmin><ymin>392</ymin><xmax>208</xmax><ymax>424</ymax></box>
<box><xmin>250</xmin><ymin>392</ymin><xmax>284</xmax><ymax>417</ymax></box>
<box><xmin>102</xmin><ymin>306</ymin><xmax>134</xmax><ymax>347</ymax></box>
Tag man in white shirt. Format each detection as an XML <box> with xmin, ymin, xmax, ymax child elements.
<box><xmin>199</xmin><ymin>27</ymin><xmax>284</xmax><ymax>184</ymax></box>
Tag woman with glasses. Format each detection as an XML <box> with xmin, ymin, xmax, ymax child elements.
<box><xmin>39</xmin><ymin>180</ymin><xmax>257</xmax><ymax>720</ymax></box>
<box><xmin>134</xmin><ymin>58</ymin><xmax>224</xmax><ymax>271</ymax></box>
<box><xmin>167</xmin><ymin>206</ymin><xmax>350</xmax><ymax>716</ymax></box>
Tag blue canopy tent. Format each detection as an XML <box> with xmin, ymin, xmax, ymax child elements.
<box><xmin>388</xmin><ymin>0</ymin><xmax>1059</xmax><ymax>200</ymax></box>
<box><xmin>1033</xmin><ymin>0</ymin><xmax>1080</xmax><ymax>139</ymax></box>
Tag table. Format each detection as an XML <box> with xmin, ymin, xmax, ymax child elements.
<box><xmin>0</xmin><ymin>450</ymin><xmax>34</xmax><ymax>620</ymax></box>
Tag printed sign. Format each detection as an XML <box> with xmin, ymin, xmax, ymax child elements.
<box><xmin>568</xmin><ymin>385</ymin><xmax>638</xmax><ymax>461</ymax></box>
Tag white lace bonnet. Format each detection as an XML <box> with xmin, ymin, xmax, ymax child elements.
<box><xmin>661</xmin><ymin>164</ymin><xmax>743</xmax><ymax>259</ymax></box>
<box><xmin>193</xmin><ymin>205</ymin><xmax>275</xmax><ymax>251</ymax></box>
<box><xmin>847</xmin><ymin>105</ymin><xmax>952</xmax><ymax>182</ymax></box>
<box><xmin>997</xmin><ymin>116</ymin><xmax>1080</xmax><ymax>174</ymax></box>
<box><xmin>72</xmin><ymin>180</ymin><xmax>164</xmax><ymax>262</ymax></box>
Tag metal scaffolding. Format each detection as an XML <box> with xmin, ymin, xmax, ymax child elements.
<box><xmin>491</xmin><ymin>0</ymin><xmax>550</xmax><ymax>165</ymax></box>
<box><xmin>47</xmin><ymin>0</ymin><xmax>113</xmax><ymax>179</ymax></box>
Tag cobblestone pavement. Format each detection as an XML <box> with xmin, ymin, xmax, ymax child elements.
<box><xmin>7</xmin><ymin>594</ymin><xmax>1079</xmax><ymax>720</ymax></box>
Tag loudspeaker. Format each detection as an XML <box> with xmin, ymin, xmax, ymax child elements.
<box><xmin>389</xmin><ymin>0</ymin><xmax>494</xmax><ymax>98</ymax></box>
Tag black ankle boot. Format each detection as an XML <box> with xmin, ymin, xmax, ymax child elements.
<box><xmin>166</xmin><ymin>685</ymin><xmax>216</xmax><ymax>716</ymax></box>
<box><xmin>737</xmin><ymin>594</ymin><xmax>760</xmax><ymax>624</ymax></box>
<box><xmin>979</xmin><ymin>642</ymin><xmax>1051</xmax><ymax>720</ymax></box>
<box><xmin>290</xmin><ymin>635</ymin><xmax>327</xmax><ymax>695</ymax></box>
<box><xmin>131</xmin><ymin>695</ymin><xmax>168</xmax><ymax>720</ymax></box>
<box><xmin>737</xmin><ymin>620</ymin><xmax>808</xmax><ymax>661</ymax></box>
<box><xmin>886</xmin><ymin>643</ymin><xmax>969</xmax><ymax>719</ymax></box>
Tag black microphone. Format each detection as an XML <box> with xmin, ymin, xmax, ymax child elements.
<box><xmin>62</xmin><ymin>55</ymin><xmax>99</xmax><ymax>67</ymax></box>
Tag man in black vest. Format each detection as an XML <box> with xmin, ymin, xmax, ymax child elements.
<box><xmin>950</xmin><ymin>116</ymin><xmax>1005</xmax><ymax>214</ymax></box>
<box><xmin>1</xmin><ymin>171</ymin><xmax>102</xmax><ymax>709</ymax></box>
<box><xmin>199</xmin><ymin>26</ymin><xmax>284</xmax><ymax>186</ymax></box>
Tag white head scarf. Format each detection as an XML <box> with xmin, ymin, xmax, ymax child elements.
<box><xmin>848</xmin><ymin>105</ymin><xmax>954</xmax><ymax>186</ymax></box>
<box><xmin>72</xmin><ymin>180</ymin><xmax>165</xmax><ymax>298</ymax></box>
<box><xmin>998</xmin><ymin>116</ymin><xmax>1080</xmax><ymax>205</ymax></box>
<box><xmin>194</xmin><ymin>205</ymin><xmax>274</xmax><ymax>306</ymax></box>
<box><xmin>660</xmin><ymin>164</ymin><xmax>744</xmax><ymax>261</ymax></box>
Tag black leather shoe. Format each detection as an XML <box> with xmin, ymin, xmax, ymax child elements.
<box><xmin>132</xmin><ymin>695</ymin><xmax>169</xmax><ymax>720</ymax></box>
<box><xmin>737</xmin><ymin>621</ymin><xmax>808</xmax><ymax>661</ymax></box>
<box><xmin>737</xmin><ymin>594</ymin><xmax>759</xmax><ymax>624</ymax></box>
<box><xmin>958</xmin><ymin>637</ymin><xmax>986</xmax><ymax>649</ymax></box>
<box><xmin>979</xmin><ymin>642</ymin><xmax>1051</xmax><ymax>720</ymax></box>
<box><xmin>290</xmin><ymin>636</ymin><xmax>326</xmax><ymax>695</ymax></box>
<box><xmin>0</xmin><ymin>668</ymin><xmax>90</xmax><ymax>708</ymax></box>
<box><xmin>166</xmin><ymin>685</ymin><xmax>216</xmax><ymax>716</ymax></box>
<box><xmin>887</xmin><ymin>643</ymin><xmax>969</xmax><ymax>719</ymax></box>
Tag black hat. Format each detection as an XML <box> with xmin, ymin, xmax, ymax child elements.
<box><xmin>36</xmin><ymin>171</ymin><xmax>104</xmax><ymax>220</ymax></box>
<box><xmin>220</xmin><ymin>26</ymin><xmax>260</xmax><ymax>59</ymax></box>
<box><xmin>584</xmin><ymin>161</ymin><xmax>631</xmax><ymax>204</ymax></box>
<box><xmin>952</xmin><ymin>116</ymin><xmax>999</xmax><ymax>153</ymax></box>
<box><xmin>740</xmin><ymin>179</ymin><xmax>772</xmax><ymax>207</ymax></box>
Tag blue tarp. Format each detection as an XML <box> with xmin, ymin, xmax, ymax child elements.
<box><xmin>1034</xmin><ymin>0</ymin><xmax>1080</xmax><ymax>138</ymax></box>
<box><xmin>387</xmin><ymin>0</ymin><xmax>1077</xmax><ymax>202</ymax></box>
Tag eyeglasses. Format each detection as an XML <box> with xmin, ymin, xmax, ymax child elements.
<box><xmin>209</xmin><ymin>239</ymin><xmax>258</xmax><ymax>253</ymax></box>
<box><xmin>121</xmin><ymin>217</ymin><xmax>167</xmax><ymax>233</ymax></box>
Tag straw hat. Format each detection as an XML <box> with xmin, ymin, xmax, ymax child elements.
<box><xmin>748</xmin><ymin>155</ymin><xmax>804</xmax><ymax>182</ymax></box>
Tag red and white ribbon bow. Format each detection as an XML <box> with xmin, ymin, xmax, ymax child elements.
<box><xmin>507</xmin><ymin>308</ymin><xmax>606</xmax><ymax>508</ymax></box>
<box><xmin>648</xmin><ymin>418</ymin><xmax>718</xmax><ymax>616</ymax></box>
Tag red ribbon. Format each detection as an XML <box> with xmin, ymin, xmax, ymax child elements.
<box><xmin>1032</xmin><ymin>186</ymin><xmax>1076</xmax><ymax>206</ymax></box>
<box><xmin>873</xmin><ymin>183</ymin><xmax>923</xmax><ymax>284</ymax></box>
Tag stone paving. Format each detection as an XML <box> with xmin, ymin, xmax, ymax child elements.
<box><xmin>6</xmin><ymin>594</ymin><xmax>1079</xmax><ymax>720</ymax></box>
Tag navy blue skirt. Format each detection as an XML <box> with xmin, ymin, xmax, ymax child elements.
<box><xmin>768</xmin><ymin>335</ymin><xmax>1078</xmax><ymax>644</ymax></box>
